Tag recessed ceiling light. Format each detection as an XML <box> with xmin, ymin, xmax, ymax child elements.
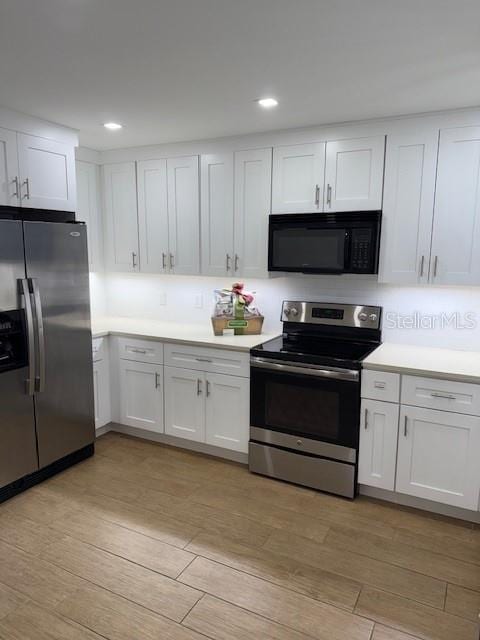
<box><xmin>257</xmin><ymin>97</ymin><xmax>278</xmax><ymax>109</ymax></box>
<box><xmin>103</xmin><ymin>122</ymin><xmax>123</xmax><ymax>130</ymax></box>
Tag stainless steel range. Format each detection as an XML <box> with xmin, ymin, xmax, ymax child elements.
<box><xmin>249</xmin><ymin>301</ymin><xmax>382</xmax><ymax>498</ymax></box>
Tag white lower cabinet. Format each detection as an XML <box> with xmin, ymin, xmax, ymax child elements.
<box><xmin>119</xmin><ymin>360</ymin><xmax>164</xmax><ymax>433</ymax></box>
<box><xmin>205</xmin><ymin>373</ymin><xmax>249</xmax><ymax>453</ymax></box>
<box><xmin>164</xmin><ymin>366</ymin><xmax>205</xmax><ymax>442</ymax></box>
<box><xmin>396</xmin><ymin>405</ymin><xmax>480</xmax><ymax>510</ymax></box>
<box><xmin>358</xmin><ymin>399</ymin><xmax>399</xmax><ymax>491</ymax></box>
<box><xmin>93</xmin><ymin>359</ymin><xmax>111</xmax><ymax>429</ymax></box>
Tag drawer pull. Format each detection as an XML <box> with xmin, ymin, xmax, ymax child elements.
<box><xmin>129</xmin><ymin>348</ymin><xmax>148</xmax><ymax>354</ymax></box>
<box><xmin>196</xmin><ymin>357</ymin><xmax>212</xmax><ymax>363</ymax></box>
<box><xmin>430</xmin><ymin>391</ymin><xmax>456</xmax><ymax>400</ymax></box>
<box><xmin>374</xmin><ymin>381</ymin><xmax>386</xmax><ymax>389</ymax></box>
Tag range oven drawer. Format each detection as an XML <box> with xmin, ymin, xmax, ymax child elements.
<box><xmin>249</xmin><ymin>441</ymin><xmax>356</xmax><ymax>498</ymax></box>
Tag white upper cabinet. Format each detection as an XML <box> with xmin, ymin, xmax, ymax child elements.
<box><xmin>75</xmin><ymin>160</ymin><xmax>103</xmax><ymax>271</ymax></box>
<box><xmin>201</xmin><ymin>153</ymin><xmax>234</xmax><ymax>276</ymax></box>
<box><xmin>0</xmin><ymin>127</ymin><xmax>19</xmax><ymax>206</ymax></box>
<box><xmin>233</xmin><ymin>148</ymin><xmax>272</xmax><ymax>278</ymax></box>
<box><xmin>103</xmin><ymin>162</ymin><xmax>139</xmax><ymax>272</ymax></box>
<box><xmin>379</xmin><ymin>130</ymin><xmax>438</xmax><ymax>284</ymax></box>
<box><xmin>137</xmin><ymin>159</ymin><xmax>169</xmax><ymax>273</ymax></box>
<box><xmin>167</xmin><ymin>155</ymin><xmax>200</xmax><ymax>275</ymax></box>
<box><xmin>396</xmin><ymin>405</ymin><xmax>480</xmax><ymax>510</ymax></box>
<box><xmin>430</xmin><ymin>126</ymin><xmax>480</xmax><ymax>285</ymax></box>
<box><xmin>272</xmin><ymin>143</ymin><xmax>325</xmax><ymax>213</ymax></box>
<box><xmin>324</xmin><ymin>136</ymin><xmax>385</xmax><ymax>211</ymax></box>
<box><xmin>17</xmin><ymin>133</ymin><xmax>76</xmax><ymax>211</ymax></box>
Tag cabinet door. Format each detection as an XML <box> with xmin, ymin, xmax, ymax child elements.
<box><xmin>234</xmin><ymin>148</ymin><xmax>272</xmax><ymax>278</ymax></box>
<box><xmin>379</xmin><ymin>131</ymin><xmax>438</xmax><ymax>284</ymax></box>
<box><xmin>167</xmin><ymin>155</ymin><xmax>200</xmax><ymax>274</ymax></box>
<box><xmin>76</xmin><ymin>161</ymin><xmax>102</xmax><ymax>271</ymax></box>
<box><xmin>272</xmin><ymin>143</ymin><xmax>325</xmax><ymax>213</ymax></box>
<box><xmin>358</xmin><ymin>399</ymin><xmax>399</xmax><ymax>491</ymax></box>
<box><xmin>396</xmin><ymin>406</ymin><xmax>480</xmax><ymax>510</ymax></box>
<box><xmin>324</xmin><ymin>136</ymin><xmax>385</xmax><ymax>211</ymax></box>
<box><xmin>430</xmin><ymin>126</ymin><xmax>480</xmax><ymax>285</ymax></box>
<box><xmin>119</xmin><ymin>360</ymin><xmax>164</xmax><ymax>433</ymax></box>
<box><xmin>0</xmin><ymin>127</ymin><xmax>19</xmax><ymax>206</ymax></box>
<box><xmin>17</xmin><ymin>133</ymin><xmax>76</xmax><ymax>211</ymax></box>
<box><xmin>164</xmin><ymin>366</ymin><xmax>205</xmax><ymax>442</ymax></box>
<box><xmin>205</xmin><ymin>373</ymin><xmax>249</xmax><ymax>453</ymax></box>
<box><xmin>200</xmin><ymin>153</ymin><xmax>234</xmax><ymax>276</ymax></box>
<box><xmin>137</xmin><ymin>159</ymin><xmax>169</xmax><ymax>273</ymax></box>
<box><xmin>103</xmin><ymin>162</ymin><xmax>139</xmax><ymax>272</ymax></box>
<box><xmin>93</xmin><ymin>359</ymin><xmax>111</xmax><ymax>429</ymax></box>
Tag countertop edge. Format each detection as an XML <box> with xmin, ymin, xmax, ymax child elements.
<box><xmin>362</xmin><ymin>361</ymin><xmax>480</xmax><ymax>384</ymax></box>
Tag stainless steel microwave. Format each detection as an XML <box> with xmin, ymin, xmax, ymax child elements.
<box><xmin>268</xmin><ymin>211</ymin><xmax>381</xmax><ymax>275</ymax></box>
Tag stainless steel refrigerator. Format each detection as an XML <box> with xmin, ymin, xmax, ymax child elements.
<box><xmin>0</xmin><ymin>209</ymin><xmax>94</xmax><ymax>501</ymax></box>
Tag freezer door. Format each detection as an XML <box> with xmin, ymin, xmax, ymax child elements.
<box><xmin>24</xmin><ymin>221</ymin><xmax>95</xmax><ymax>468</ymax></box>
<box><xmin>0</xmin><ymin>220</ymin><xmax>39</xmax><ymax>486</ymax></box>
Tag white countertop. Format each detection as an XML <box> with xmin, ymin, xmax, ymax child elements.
<box><xmin>363</xmin><ymin>342</ymin><xmax>480</xmax><ymax>383</ymax></box>
<box><xmin>91</xmin><ymin>316</ymin><xmax>279</xmax><ymax>352</ymax></box>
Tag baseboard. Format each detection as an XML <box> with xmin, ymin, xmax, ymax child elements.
<box><xmin>95</xmin><ymin>424</ymin><xmax>111</xmax><ymax>437</ymax></box>
<box><xmin>108</xmin><ymin>423</ymin><xmax>248</xmax><ymax>465</ymax></box>
<box><xmin>359</xmin><ymin>484</ymin><xmax>480</xmax><ymax>524</ymax></box>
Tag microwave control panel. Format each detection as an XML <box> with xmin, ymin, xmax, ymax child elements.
<box><xmin>350</xmin><ymin>229</ymin><xmax>373</xmax><ymax>271</ymax></box>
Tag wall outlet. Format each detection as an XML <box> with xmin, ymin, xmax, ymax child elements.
<box><xmin>158</xmin><ymin>292</ymin><xmax>167</xmax><ymax>306</ymax></box>
<box><xmin>194</xmin><ymin>294</ymin><xmax>203</xmax><ymax>309</ymax></box>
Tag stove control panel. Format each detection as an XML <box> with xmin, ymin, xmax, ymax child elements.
<box><xmin>281</xmin><ymin>301</ymin><xmax>382</xmax><ymax>330</ymax></box>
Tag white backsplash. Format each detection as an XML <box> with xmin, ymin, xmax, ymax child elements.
<box><xmin>90</xmin><ymin>271</ymin><xmax>480</xmax><ymax>351</ymax></box>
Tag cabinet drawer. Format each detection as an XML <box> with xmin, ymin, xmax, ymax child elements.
<box><xmin>92</xmin><ymin>337</ymin><xmax>106</xmax><ymax>362</ymax></box>
<box><xmin>361</xmin><ymin>369</ymin><xmax>400</xmax><ymax>403</ymax></box>
<box><xmin>164</xmin><ymin>343</ymin><xmax>249</xmax><ymax>377</ymax></box>
<box><xmin>401</xmin><ymin>375</ymin><xmax>480</xmax><ymax>416</ymax></box>
<box><xmin>117</xmin><ymin>336</ymin><xmax>163</xmax><ymax>365</ymax></box>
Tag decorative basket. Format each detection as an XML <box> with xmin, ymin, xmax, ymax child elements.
<box><xmin>211</xmin><ymin>315</ymin><xmax>264</xmax><ymax>336</ymax></box>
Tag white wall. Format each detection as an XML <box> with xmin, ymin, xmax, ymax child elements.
<box><xmin>96</xmin><ymin>271</ymin><xmax>480</xmax><ymax>351</ymax></box>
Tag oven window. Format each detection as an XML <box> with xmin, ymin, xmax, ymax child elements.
<box><xmin>271</xmin><ymin>227</ymin><xmax>345</xmax><ymax>270</ymax></box>
<box><xmin>265</xmin><ymin>379</ymin><xmax>340</xmax><ymax>440</ymax></box>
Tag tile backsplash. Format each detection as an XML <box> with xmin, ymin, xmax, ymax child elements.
<box><xmin>90</xmin><ymin>272</ymin><xmax>480</xmax><ymax>351</ymax></box>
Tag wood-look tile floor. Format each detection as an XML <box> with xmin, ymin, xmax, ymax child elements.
<box><xmin>0</xmin><ymin>432</ymin><xmax>479</xmax><ymax>640</ymax></box>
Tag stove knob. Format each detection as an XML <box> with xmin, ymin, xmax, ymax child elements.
<box><xmin>283</xmin><ymin>307</ymin><xmax>291</xmax><ymax>317</ymax></box>
<box><xmin>369</xmin><ymin>313</ymin><xmax>378</xmax><ymax>322</ymax></box>
<box><xmin>358</xmin><ymin>312</ymin><xmax>368</xmax><ymax>321</ymax></box>
<box><xmin>290</xmin><ymin>307</ymin><xmax>299</xmax><ymax>317</ymax></box>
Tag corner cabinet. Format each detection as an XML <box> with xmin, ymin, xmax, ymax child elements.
<box><xmin>76</xmin><ymin>160</ymin><xmax>103</xmax><ymax>271</ymax></box>
<box><xmin>103</xmin><ymin>162</ymin><xmax>140</xmax><ymax>272</ymax></box>
<box><xmin>233</xmin><ymin>148</ymin><xmax>272</xmax><ymax>278</ymax></box>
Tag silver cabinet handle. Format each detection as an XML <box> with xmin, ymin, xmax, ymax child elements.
<box><xmin>404</xmin><ymin>415</ymin><xmax>408</xmax><ymax>437</ymax></box>
<box><xmin>130</xmin><ymin>348</ymin><xmax>147</xmax><ymax>354</ymax></box>
<box><xmin>373</xmin><ymin>381</ymin><xmax>386</xmax><ymax>389</ymax></box>
<box><xmin>419</xmin><ymin>255</ymin><xmax>425</xmax><ymax>277</ymax></box>
<box><xmin>431</xmin><ymin>391</ymin><xmax>456</xmax><ymax>400</ymax></box>
<box><xmin>132</xmin><ymin>252</ymin><xmax>137</xmax><ymax>268</ymax></box>
<box><xmin>364</xmin><ymin>407</ymin><xmax>368</xmax><ymax>430</ymax></box>
<box><xmin>234</xmin><ymin>254</ymin><xmax>239</xmax><ymax>272</ymax></box>
<box><xmin>155</xmin><ymin>372</ymin><xmax>160</xmax><ymax>389</ymax></box>
<box><xmin>169</xmin><ymin>253</ymin><xmax>175</xmax><ymax>269</ymax></box>
<box><xmin>197</xmin><ymin>378</ymin><xmax>202</xmax><ymax>395</ymax></box>
<box><xmin>206</xmin><ymin>380</ymin><xmax>211</xmax><ymax>397</ymax></box>
<box><xmin>30</xmin><ymin>278</ymin><xmax>45</xmax><ymax>393</ymax></box>
<box><xmin>326</xmin><ymin>183</ymin><xmax>332</xmax><ymax>207</ymax></box>
<box><xmin>19</xmin><ymin>279</ymin><xmax>35</xmax><ymax>396</ymax></box>
<box><xmin>162</xmin><ymin>252</ymin><xmax>167</xmax><ymax>269</ymax></box>
<box><xmin>315</xmin><ymin>184</ymin><xmax>320</xmax><ymax>207</ymax></box>
<box><xmin>12</xmin><ymin>176</ymin><xmax>19</xmax><ymax>199</ymax></box>
<box><xmin>226</xmin><ymin>253</ymin><xmax>231</xmax><ymax>272</ymax></box>
<box><xmin>22</xmin><ymin>177</ymin><xmax>30</xmax><ymax>200</ymax></box>
<box><xmin>196</xmin><ymin>357</ymin><xmax>212</xmax><ymax>363</ymax></box>
<box><xmin>433</xmin><ymin>255</ymin><xmax>438</xmax><ymax>277</ymax></box>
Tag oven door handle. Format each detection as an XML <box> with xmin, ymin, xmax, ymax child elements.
<box><xmin>250</xmin><ymin>357</ymin><xmax>359</xmax><ymax>382</ymax></box>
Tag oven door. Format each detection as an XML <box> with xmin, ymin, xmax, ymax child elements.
<box><xmin>250</xmin><ymin>357</ymin><xmax>360</xmax><ymax>451</ymax></box>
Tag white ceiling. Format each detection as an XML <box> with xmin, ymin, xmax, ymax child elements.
<box><xmin>1</xmin><ymin>0</ymin><xmax>479</xmax><ymax>150</ymax></box>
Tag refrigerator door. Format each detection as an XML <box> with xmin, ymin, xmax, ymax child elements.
<box><xmin>0</xmin><ymin>220</ymin><xmax>39</xmax><ymax>487</ymax></box>
<box><xmin>24</xmin><ymin>221</ymin><xmax>95</xmax><ymax>468</ymax></box>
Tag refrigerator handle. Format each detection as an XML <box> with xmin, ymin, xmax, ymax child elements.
<box><xmin>19</xmin><ymin>279</ymin><xmax>36</xmax><ymax>396</ymax></box>
<box><xmin>29</xmin><ymin>278</ymin><xmax>46</xmax><ymax>393</ymax></box>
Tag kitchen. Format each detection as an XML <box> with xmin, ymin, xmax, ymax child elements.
<box><xmin>0</xmin><ymin>2</ymin><xmax>479</xmax><ymax>639</ymax></box>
